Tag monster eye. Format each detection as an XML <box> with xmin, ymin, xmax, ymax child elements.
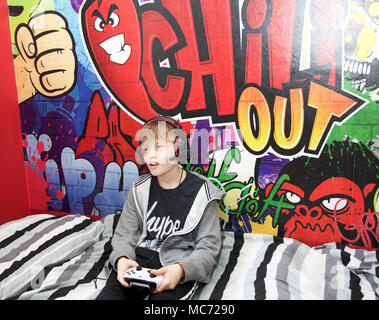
<box><xmin>285</xmin><ymin>191</ymin><xmax>301</xmax><ymax>204</ymax></box>
<box><xmin>108</xmin><ymin>12</ymin><xmax>120</xmax><ymax>28</ymax></box>
<box><xmin>94</xmin><ymin>17</ymin><xmax>106</xmax><ymax>32</ymax></box>
<box><xmin>321</xmin><ymin>198</ymin><xmax>348</xmax><ymax>212</ymax></box>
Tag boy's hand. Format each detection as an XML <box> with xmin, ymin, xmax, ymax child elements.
<box><xmin>151</xmin><ymin>264</ymin><xmax>184</xmax><ymax>293</ymax></box>
<box><xmin>116</xmin><ymin>257</ymin><xmax>139</xmax><ymax>287</ymax></box>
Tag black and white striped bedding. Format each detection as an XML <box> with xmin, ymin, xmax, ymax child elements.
<box><xmin>0</xmin><ymin>214</ymin><xmax>107</xmax><ymax>299</ymax></box>
<box><xmin>15</xmin><ymin>215</ymin><xmax>116</xmax><ymax>300</ymax></box>
<box><xmin>195</xmin><ymin>232</ymin><xmax>379</xmax><ymax>300</ymax></box>
<box><xmin>1</xmin><ymin>214</ymin><xmax>378</xmax><ymax>300</ymax></box>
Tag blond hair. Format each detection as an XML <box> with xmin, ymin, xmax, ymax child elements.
<box><xmin>138</xmin><ymin>119</ymin><xmax>177</xmax><ymax>145</ymax></box>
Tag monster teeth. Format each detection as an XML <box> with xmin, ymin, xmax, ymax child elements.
<box><xmin>99</xmin><ymin>33</ymin><xmax>131</xmax><ymax>65</ymax></box>
<box><xmin>347</xmin><ymin>60</ymin><xmax>371</xmax><ymax>75</ymax></box>
<box><xmin>352</xmin><ymin>79</ymin><xmax>366</xmax><ymax>91</ymax></box>
<box><xmin>363</xmin><ymin>63</ymin><xmax>367</xmax><ymax>74</ymax></box>
<box><xmin>354</xmin><ymin>62</ymin><xmax>359</xmax><ymax>73</ymax></box>
<box><xmin>358</xmin><ymin>62</ymin><xmax>363</xmax><ymax>74</ymax></box>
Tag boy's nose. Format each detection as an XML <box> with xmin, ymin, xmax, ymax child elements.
<box><xmin>144</xmin><ymin>148</ymin><xmax>157</xmax><ymax>160</ymax></box>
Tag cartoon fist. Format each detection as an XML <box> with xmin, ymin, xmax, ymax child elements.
<box><xmin>14</xmin><ymin>12</ymin><xmax>77</xmax><ymax>104</ymax></box>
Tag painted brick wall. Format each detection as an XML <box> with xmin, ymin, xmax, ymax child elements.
<box><xmin>4</xmin><ymin>0</ymin><xmax>379</xmax><ymax>249</ymax></box>
<box><xmin>0</xmin><ymin>0</ymin><xmax>29</xmax><ymax>224</ymax></box>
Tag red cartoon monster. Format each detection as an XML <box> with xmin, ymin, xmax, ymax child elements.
<box><xmin>80</xmin><ymin>0</ymin><xmax>157</xmax><ymax>122</ymax></box>
<box><xmin>265</xmin><ymin>140</ymin><xmax>379</xmax><ymax>249</ymax></box>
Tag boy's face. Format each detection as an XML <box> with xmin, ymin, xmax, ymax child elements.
<box><xmin>140</xmin><ymin>136</ymin><xmax>178</xmax><ymax>177</ymax></box>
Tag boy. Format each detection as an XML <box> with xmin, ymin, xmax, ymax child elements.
<box><xmin>97</xmin><ymin>116</ymin><xmax>224</xmax><ymax>300</ymax></box>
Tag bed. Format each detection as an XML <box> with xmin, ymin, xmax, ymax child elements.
<box><xmin>0</xmin><ymin>213</ymin><xmax>378</xmax><ymax>300</ymax></box>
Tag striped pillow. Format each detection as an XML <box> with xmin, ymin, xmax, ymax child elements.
<box><xmin>0</xmin><ymin>214</ymin><xmax>104</xmax><ymax>299</ymax></box>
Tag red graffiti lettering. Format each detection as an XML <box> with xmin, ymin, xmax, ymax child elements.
<box><xmin>141</xmin><ymin>9</ymin><xmax>188</xmax><ymax>113</ymax></box>
<box><xmin>162</xmin><ymin>0</ymin><xmax>236</xmax><ymax>116</ymax></box>
<box><xmin>77</xmin><ymin>91</ymin><xmax>137</xmax><ymax>167</ymax></box>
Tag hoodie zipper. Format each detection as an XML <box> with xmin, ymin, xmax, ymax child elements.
<box><xmin>158</xmin><ymin>195</ymin><xmax>221</xmax><ymax>266</ymax></box>
<box><xmin>133</xmin><ymin>175</ymin><xmax>223</xmax><ymax>265</ymax></box>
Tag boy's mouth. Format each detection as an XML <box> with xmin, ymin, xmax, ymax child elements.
<box><xmin>148</xmin><ymin>162</ymin><xmax>159</xmax><ymax>168</ymax></box>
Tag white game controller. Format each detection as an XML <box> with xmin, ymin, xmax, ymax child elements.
<box><xmin>124</xmin><ymin>266</ymin><xmax>163</xmax><ymax>292</ymax></box>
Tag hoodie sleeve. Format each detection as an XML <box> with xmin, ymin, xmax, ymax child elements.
<box><xmin>180</xmin><ymin>199</ymin><xmax>222</xmax><ymax>283</ymax></box>
<box><xmin>109</xmin><ymin>187</ymin><xmax>142</xmax><ymax>270</ymax></box>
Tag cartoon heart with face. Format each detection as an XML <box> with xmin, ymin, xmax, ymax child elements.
<box><xmin>80</xmin><ymin>0</ymin><xmax>158</xmax><ymax>122</ymax></box>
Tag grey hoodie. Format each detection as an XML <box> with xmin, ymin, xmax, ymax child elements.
<box><xmin>109</xmin><ymin>171</ymin><xmax>225</xmax><ymax>283</ymax></box>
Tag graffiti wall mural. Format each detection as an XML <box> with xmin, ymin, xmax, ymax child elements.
<box><xmin>7</xmin><ymin>0</ymin><xmax>379</xmax><ymax>249</ymax></box>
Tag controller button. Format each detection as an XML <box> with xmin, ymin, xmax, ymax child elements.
<box><xmin>150</xmin><ymin>274</ymin><xmax>156</xmax><ymax>278</ymax></box>
<box><xmin>136</xmin><ymin>266</ymin><xmax>142</xmax><ymax>271</ymax></box>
